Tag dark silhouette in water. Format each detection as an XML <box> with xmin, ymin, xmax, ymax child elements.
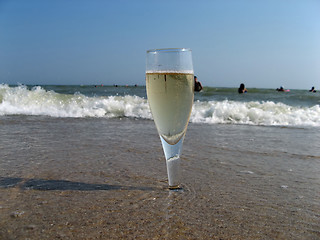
<box><xmin>309</xmin><ymin>86</ymin><xmax>316</xmax><ymax>92</ymax></box>
<box><xmin>276</xmin><ymin>86</ymin><xmax>285</xmax><ymax>92</ymax></box>
<box><xmin>238</xmin><ymin>83</ymin><xmax>247</xmax><ymax>93</ymax></box>
<box><xmin>194</xmin><ymin>76</ymin><xmax>203</xmax><ymax>92</ymax></box>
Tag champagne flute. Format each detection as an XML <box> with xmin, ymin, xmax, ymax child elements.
<box><xmin>146</xmin><ymin>48</ymin><xmax>194</xmax><ymax>189</ymax></box>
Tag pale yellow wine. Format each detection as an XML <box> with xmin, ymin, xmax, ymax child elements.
<box><xmin>146</xmin><ymin>72</ymin><xmax>194</xmax><ymax>145</ymax></box>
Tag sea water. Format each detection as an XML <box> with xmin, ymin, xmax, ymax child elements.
<box><xmin>0</xmin><ymin>84</ymin><xmax>320</xmax><ymax>127</ymax></box>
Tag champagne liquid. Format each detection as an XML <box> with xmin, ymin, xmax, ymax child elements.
<box><xmin>146</xmin><ymin>72</ymin><xmax>194</xmax><ymax>145</ymax></box>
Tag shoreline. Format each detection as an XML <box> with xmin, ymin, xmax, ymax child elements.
<box><xmin>0</xmin><ymin>118</ymin><xmax>319</xmax><ymax>239</ymax></box>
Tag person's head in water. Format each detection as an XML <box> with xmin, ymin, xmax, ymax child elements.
<box><xmin>238</xmin><ymin>83</ymin><xmax>247</xmax><ymax>93</ymax></box>
<box><xmin>309</xmin><ymin>86</ymin><xmax>316</xmax><ymax>92</ymax></box>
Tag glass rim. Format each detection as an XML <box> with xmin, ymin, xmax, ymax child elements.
<box><xmin>146</xmin><ymin>48</ymin><xmax>191</xmax><ymax>53</ymax></box>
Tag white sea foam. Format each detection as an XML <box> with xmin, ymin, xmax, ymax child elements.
<box><xmin>190</xmin><ymin>99</ymin><xmax>320</xmax><ymax>127</ymax></box>
<box><xmin>240</xmin><ymin>170</ymin><xmax>254</xmax><ymax>174</ymax></box>
<box><xmin>1</xmin><ymin>84</ymin><xmax>320</xmax><ymax>127</ymax></box>
<box><xmin>0</xmin><ymin>84</ymin><xmax>151</xmax><ymax>119</ymax></box>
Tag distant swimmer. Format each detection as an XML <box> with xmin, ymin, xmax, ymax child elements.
<box><xmin>194</xmin><ymin>76</ymin><xmax>203</xmax><ymax>92</ymax></box>
<box><xmin>238</xmin><ymin>83</ymin><xmax>247</xmax><ymax>94</ymax></box>
<box><xmin>276</xmin><ymin>86</ymin><xmax>290</xmax><ymax>92</ymax></box>
<box><xmin>309</xmin><ymin>86</ymin><xmax>316</xmax><ymax>92</ymax></box>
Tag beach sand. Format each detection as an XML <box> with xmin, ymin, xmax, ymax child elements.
<box><xmin>0</xmin><ymin>117</ymin><xmax>319</xmax><ymax>239</ymax></box>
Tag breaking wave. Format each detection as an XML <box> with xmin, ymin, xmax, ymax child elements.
<box><xmin>1</xmin><ymin>84</ymin><xmax>320</xmax><ymax>127</ymax></box>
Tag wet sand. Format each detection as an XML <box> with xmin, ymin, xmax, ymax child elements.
<box><xmin>0</xmin><ymin>117</ymin><xmax>319</xmax><ymax>239</ymax></box>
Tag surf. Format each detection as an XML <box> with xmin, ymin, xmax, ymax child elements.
<box><xmin>1</xmin><ymin>84</ymin><xmax>320</xmax><ymax>127</ymax></box>
<box><xmin>191</xmin><ymin>99</ymin><xmax>320</xmax><ymax>127</ymax></box>
<box><xmin>0</xmin><ymin>84</ymin><xmax>151</xmax><ymax>119</ymax></box>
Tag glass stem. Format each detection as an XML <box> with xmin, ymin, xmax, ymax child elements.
<box><xmin>160</xmin><ymin>135</ymin><xmax>185</xmax><ymax>188</ymax></box>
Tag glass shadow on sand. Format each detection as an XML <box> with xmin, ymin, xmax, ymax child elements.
<box><xmin>0</xmin><ymin>177</ymin><xmax>155</xmax><ymax>191</ymax></box>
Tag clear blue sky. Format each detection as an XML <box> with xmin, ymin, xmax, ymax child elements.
<box><xmin>0</xmin><ymin>0</ymin><xmax>319</xmax><ymax>89</ymax></box>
